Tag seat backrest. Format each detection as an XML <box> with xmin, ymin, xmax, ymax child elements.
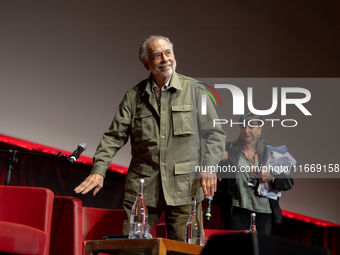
<box><xmin>0</xmin><ymin>185</ymin><xmax>54</xmax><ymax>231</ymax></box>
<box><xmin>0</xmin><ymin>185</ymin><xmax>54</xmax><ymax>255</ymax></box>
<box><xmin>50</xmin><ymin>196</ymin><xmax>126</xmax><ymax>255</ymax></box>
<box><xmin>50</xmin><ymin>196</ymin><xmax>83</xmax><ymax>255</ymax></box>
<box><xmin>82</xmin><ymin>207</ymin><xmax>126</xmax><ymax>240</ymax></box>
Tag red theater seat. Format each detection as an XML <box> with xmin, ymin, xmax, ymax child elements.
<box><xmin>50</xmin><ymin>196</ymin><xmax>170</xmax><ymax>255</ymax></box>
<box><xmin>0</xmin><ymin>185</ymin><xmax>54</xmax><ymax>255</ymax></box>
<box><xmin>50</xmin><ymin>196</ymin><xmax>128</xmax><ymax>255</ymax></box>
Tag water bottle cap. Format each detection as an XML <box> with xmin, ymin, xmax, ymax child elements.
<box><xmin>251</xmin><ymin>213</ymin><xmax>256</xmax><ymax>217</ymax></box>
<box><xmin>139</xmin><ymin>179</ymin><xmax>145</xmax><ymax>183</ymax></box>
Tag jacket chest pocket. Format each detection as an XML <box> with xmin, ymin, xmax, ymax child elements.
<box><xmin>133</xmin><ymin>108</ymin><xmax>153</xmax><ymax>142</ymax></box>
<box><xmin>172</xmin><ymin>105</ymin><xmax>194</xmax><ymax>136</ymax></box>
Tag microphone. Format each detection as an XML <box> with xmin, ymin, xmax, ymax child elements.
<box><xmin>68</xmin><ymin>143</ymin><xmax>87</xmax><ymax>164</ymax></box>
<box><xmin>204</xmin><ymin>196</ymin><xmax>213</xmax><ymax>222</ymax></box>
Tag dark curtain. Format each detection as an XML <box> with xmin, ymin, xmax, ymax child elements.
<box><xmin>0</xmin><ymin>141</ymin><xmax>125</xmax><ymax>209</ymax></box>
<box><xmin>272</xmin><ymin>217</ymin><xmax>340</xmax><ymax>255</ymax></box>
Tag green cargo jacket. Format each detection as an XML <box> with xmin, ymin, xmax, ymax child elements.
<box><xmin>91</xmin><ymin>72</ymin><xmax>226</xmax><ymax>207</ymax></box>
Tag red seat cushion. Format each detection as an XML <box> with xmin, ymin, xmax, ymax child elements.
<box><xmin>204</xmin><ymin>229</ymin><xmax>249</xmax><ymax>239</ymax></box>
<box><xmin>0</xmin><ymin>221</ymin><xmax>46</xmax><ymax>255</ymax></box>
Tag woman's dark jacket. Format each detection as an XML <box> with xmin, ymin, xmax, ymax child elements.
<box><xmin>218</xmin><ymin>142</ymin><xmax>294</xmax><ymax>226</ymax></box>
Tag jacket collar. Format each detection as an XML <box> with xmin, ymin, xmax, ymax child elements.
<box><xmin>141</xmin><ymin>71</ymin><xmax>182</xmax><ymax>97</ymax></box>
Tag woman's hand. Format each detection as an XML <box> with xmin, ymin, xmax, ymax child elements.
<box><xmin>220</xmin><ymin>151</ymin><xmax>228</xmax><ymax>161</ymax></box>
<box><xmin>259</xmin><ymin>167</ymin><xmax>274</xmax><ymax>183</ymax></box>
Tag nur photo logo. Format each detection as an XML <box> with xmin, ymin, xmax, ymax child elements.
<box><xmin>198</xmin><ymin>82</ymin><xmax>222</xmax><ymax>115</ymax></box>
<box><xmin>198</xmin><ymin>82</ymin><xmax>312</xmax><ymax>128</ymax></box>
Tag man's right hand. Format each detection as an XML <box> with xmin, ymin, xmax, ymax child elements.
<box><xmin>74</xmin><ymin>173</ymin><xmax>104</xmax><ymax>196</ymax></box>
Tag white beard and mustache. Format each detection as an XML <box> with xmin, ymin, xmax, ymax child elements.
<box><xmin>155</xmin><ymin>60</ymin><xmax>177</xmax><ymax>78</ymax></box>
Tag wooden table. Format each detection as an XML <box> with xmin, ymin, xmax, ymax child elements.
<box><xmin>84</xmin><ymin>238</ymin><xmax>203</xmax><ymax>255</ymax></box>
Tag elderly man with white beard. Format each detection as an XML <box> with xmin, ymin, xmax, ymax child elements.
<box><xmin>75</xmin><ymin>35</ymin><xmax>226</xmax><ymax>242</ymax></box>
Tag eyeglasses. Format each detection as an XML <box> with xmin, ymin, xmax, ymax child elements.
<box><xmin>153</xmin><ymin>50</ymin><xmax>173</xmax><ymax>60</ymax></box>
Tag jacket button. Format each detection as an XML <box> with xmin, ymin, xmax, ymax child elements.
<box><xmin>140</xmin><ymin>114</ymin><xmax>143</xmax><ymax>117</ymax></box>
<box><xmin>161</xmin><ymin>162</ymin><xmax>165</xmax><ymax>167</ymax></box>
<box><xmin>161</xmin><ymin>135</ymin><xmax>165</xmax><ymax>140</ymax></box>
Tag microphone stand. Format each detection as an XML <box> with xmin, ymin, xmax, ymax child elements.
<box><xmin>0</xmin><ymin>149</ymin><xmax>70</xmax><ymax>186</ymax></box>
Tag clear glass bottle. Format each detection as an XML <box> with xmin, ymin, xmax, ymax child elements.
<box><xmin>185</xmin><ymin>197</ymin><xmax>201</xmax><ymax>245</ymax></box>
<box><xmin>128</xmin><ymin>179</ymin><xmax>148</xmax><ymax>239</ymax></box>
<box><xmin>249</xmin><ymin>213</ymin><xmax>257</xmax><ymax>233</ymax></box>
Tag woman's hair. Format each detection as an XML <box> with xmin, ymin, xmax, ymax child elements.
<box><xmin>234</xmin><ymin>112</ymin><xmax>265</xmax><ymax>153</ymax></box>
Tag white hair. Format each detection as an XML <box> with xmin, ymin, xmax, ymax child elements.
<box><xmin>139</xmin><ymin>35</ymin><xmax>174</xmax><ymax>61</ymax></box>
